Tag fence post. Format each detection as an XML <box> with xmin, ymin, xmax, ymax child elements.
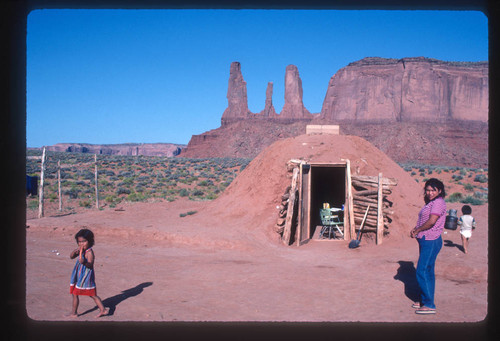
<box><xmin>38</xmin><ymin>147</ymin><xmax>46</xmax><ymax>218</ymax></box>
<box><xmin>58</xmin><ymin>159</ymin><xmax>62</xmax><ymax>211</ymax></box>
<box><xmin>94</xmin><ymin>154</ymin><xmax>99</xmax><ymax>209</ymax></box>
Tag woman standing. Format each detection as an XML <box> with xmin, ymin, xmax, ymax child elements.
<box><xmin>410</xmin><ymin>178</ymin><xmax>447</xmax><ymax>315</ymax></box>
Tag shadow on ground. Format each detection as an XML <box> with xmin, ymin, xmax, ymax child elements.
<box><xmin>393</xmin><ymin>261</ymin><xmax>420</xmax><ymax>303</ymax></box>
<box><xmin>443</xmin><ymin>239</ymin><xmax>464</xmax><ymax>253</ymax></box>
<box><xmin>79</xmin><ymin>282</ymin><xmax>153</xmax><ymax>317</ymax></box>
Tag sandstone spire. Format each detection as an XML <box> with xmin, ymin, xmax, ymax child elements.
<box><xmin>279</xmin><ymin>65</ymin><xmax>312</xmax><ymax>119</ymax></box>
<box><xmin>259</xmin><ymin>82</ymin><xmax>277</xmax><ymax>117</ymax></box>
<box><xmin>221</xmin><ymin>62</ymin><xmax>251</xmax><ymax>125</ymax></box>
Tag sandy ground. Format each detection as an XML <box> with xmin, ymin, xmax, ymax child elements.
<box><xmin>25</xmin><ymin>198</ymin><xmax>488</xmax><ymax>323</ymax></box>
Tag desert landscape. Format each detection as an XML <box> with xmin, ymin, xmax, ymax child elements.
<box><xmin>20</xmin><ymin>56</ymin><xmax>490</xmax><ymax>337</ymax></box>
<box><xmin>25</xmin><ymin>134</ymin><xmax>488</xmax><ymax>323</ymax></box>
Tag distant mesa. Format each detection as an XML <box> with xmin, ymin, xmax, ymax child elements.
<box><xmin>43</xmin><ymin>143</ymin><xmax>185</xmax><ymax>157</ymax></box>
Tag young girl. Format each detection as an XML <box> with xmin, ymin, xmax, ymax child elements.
<box><xmin>69</xmin><ymin>228</ymin><xmax>108</xmax><ymax>318</ymax></box>
<box><xmin>458</xmin><ymin>205</ymin><xmax>476</xmax><ymax>254</ymax></box>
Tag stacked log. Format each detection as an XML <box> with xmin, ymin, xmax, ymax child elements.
<box><xmin>351</xmin><ymin>175</ymin><xmax>397</xmax><ymax>235</ymax></box>
<box><xmin>275</xmin><ymin>159</ymin><xmax>303</xmax><ymax>236</ymax></box>
<box><xmin>274</xmin><ymin>186</ymin><xmax>291</xmax><ymax>234</ymax></box>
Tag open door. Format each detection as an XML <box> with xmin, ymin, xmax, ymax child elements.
<box><xmin>296</xmin><ymin>161</ymin><xmax>351</xmax><ymax>244</ymax></box>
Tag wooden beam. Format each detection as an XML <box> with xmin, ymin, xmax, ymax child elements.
<box><xmin>282</xmin><ymin>167</ymin><xmax>299</xmax><ymax>245</ymax></box>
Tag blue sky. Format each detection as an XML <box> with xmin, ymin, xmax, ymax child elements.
<box><xmin>26</xmin><ymin>9</ymin><xmax>488</xmax><ymax>147</ymax></box>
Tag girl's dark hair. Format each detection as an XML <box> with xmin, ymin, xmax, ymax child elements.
<box><xmin>424</xmin><ymin>178</ymin><xmax>446</xmax><ymax>204</ymax></box>
<box><xmin>462</xmin><ymin>205</ymin><xmax>472</xmax><ymax>215</ymax></box>
<box><xmin>75</xmin><ymin>228</ymin><xmax>95</xmax><ymax>248</ymax></box>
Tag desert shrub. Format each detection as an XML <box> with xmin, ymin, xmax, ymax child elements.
<box><xmin>205</xmin><ymin>193</ymin><xmax>218</xmax><ymax>200</ymax></box>
<box><xmin>64</xmin><ymin>188</ymin><xmax>80</xmax><ymax>199</ymax></box>
<box><xmin>463</xmin><ymin>183</ymin><xmax>474</xmax><ymax>192</ymax></box>
<box><xmin>79</xmin><ymin>200</ymin><xmax>92</xmax><ymax>208</ymax></box>
<box><xmin>474</xmin><ymin>174</ymin><xmax>488</xmax><ymax>183</ymax></box>
<box><xmin>191</xmin><ymin>190</ymin><xmax>204</xmax><ymax>196</ymax></box>
<box><xmin>179</xmin><ymin>188</ymin><xmax>189</xmax><ymax>197</ymax></box>
<box><xmin>119</xmin><ymin>171</ymin><xmax>134</xmax><ymax>178</ymax></box>
<box><xmin>60</xmin><ymin>171</ymin><xmax>72</xmax><ymax>179</ymax></box>
<box><xmin>446</xmin><ymin>192</ymin><xmax>463</xmax><ymax>203</ymax></box>
<box><xmin>473</xmin><ymin>191</ymin><xmax>488</xmax><ymax>200</ymax></box>
<box><xmin>198</xmin><ymin>180</ymin><xmax>213</xmax><ymax>187</ymax></box>
<box><xmin>460</xmin><ymin>196</ymin><xmax>484</xmax><ymax>205</ymax></box>
<box><xmin>105</xmin><ymin>195</ymin><xmax>120</xmax><ymax>204</ymax></box>
<box><xmin>452</xmin><ymin>174</ymin><xmax>463</xmax><ymax>181</ymax></box>
<box><xmin>116</xmin><ymin>187</ymin><xmax>131</xmax><ymax>195</ymax></box>
<box><xmin>27</xmin><ymin>200</ymin><xmax>38</xmax><ymax>210</ymax></box>
<box><xmin>127</xmin><ymin>192</ymin><xmax>147</xmax><ymax>202</ymax></box>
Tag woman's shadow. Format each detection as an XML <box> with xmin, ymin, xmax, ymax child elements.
<box><xmin>393</xmin><ymin>261</ymin><xmax>420</xmax><ymax>303</ymax></box>
<box><xmin>80</xmin><ymin>282</ymin><xmax>153</xmax><ymax>317</ymax></box>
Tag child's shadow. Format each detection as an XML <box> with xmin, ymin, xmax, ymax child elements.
<box><xmin>444</xmin><ymin>239</ymin><xmax>464</xmax><ymax>253</ymax></box>
<box><xmin>393</xmin><ymin>261</ymin><xmax>420</xmax><ymax>303</ymax></box>
<box><xmin>80</xmin><ymin>282</ymin><xmax>153</xmax><ymax>317</ymax></box>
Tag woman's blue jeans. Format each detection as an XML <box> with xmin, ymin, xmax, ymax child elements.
<box><xmin>416</xmin><ymin>235</ymin><xmax>442</xmax><ymax>309</ymax></box>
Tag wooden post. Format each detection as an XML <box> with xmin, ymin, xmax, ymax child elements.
<box><xmin>94</xmin><ymin>154</ymin><xmax>99</xmax><ymax>209</ymax></box>
<box><xmin>296</xmin><ymin>162</ymin><xmax>303</xmax><ymax>246</ymax></box>
<box><xmin>376</xmin><ymin>172</ymin><xmax>383</xmax><ymax>245</ymax></box>
<box><xmin>38</xmin><ymin>147</ymin><xmax>46</xmax><ymax>218</ymax></box>
<box><xmin>57</xmin><ymin>160</ymin><xmax>62</xmax><ymax>211</ymax></box>
<box><xmin>345</xmin><ymin>159</ymin><xmax>354</xmax><ymax>240</ymax></box>
<box><xmin>282</xmin><ymin>167</ymin><xmax>299</xmax><ymax>245</ymax></box>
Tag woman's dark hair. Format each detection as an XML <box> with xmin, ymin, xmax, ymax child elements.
<box><xmin>424</xmin><ymin>178</ymin><xmax>446</xmax><ymax>204</ymax></box>
<box><xmin>462</xmin><ymin>205</ymin><xmax>472</xmax><ymax>215</ymax></box>
<box><xmin>75</xmin><ymin>228</ymin><xmax>95</xmax><ymax>248</ymax></box>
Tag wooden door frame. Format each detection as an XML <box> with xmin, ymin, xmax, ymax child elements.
<box><xmin>296</xmin><ymin>160</ymin><xmax>352</xmax><ymax>245</ymax></box>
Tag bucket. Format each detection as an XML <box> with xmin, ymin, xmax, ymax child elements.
<box><xmin>445</xmin><ymin>215</ymin><xmax>458</xmax><ymax>230</ymax></box>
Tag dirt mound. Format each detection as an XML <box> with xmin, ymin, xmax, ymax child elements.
<box><xmin>201</xmin><ymin>133</ymin><xmax>424</xmax><ymax>244</ymax></box>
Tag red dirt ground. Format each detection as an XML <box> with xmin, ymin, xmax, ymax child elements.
<box><xmin>25</xmin><ymin>134</ymin><xmax>488</xmax><ymax>323</ymax></box>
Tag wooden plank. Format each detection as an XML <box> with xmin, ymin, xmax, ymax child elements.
<box><xmin>352</xmin><ymin>175</ymin><xmax>398</xmax><ymax>186</ymax></box>
<box><xmin>376</xmin><ymin>173</ymin><xmax>384</xmax><ymax>245</ymax></box>
<box><xmin>306</xmin><ymin>124</ymin><xmax>340</xmax><ymax>135</ymax></box>
<box><xmin>282</xmin><ymin>167</ymin><xmax>299</xmax><ymax>245</ymax></box>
